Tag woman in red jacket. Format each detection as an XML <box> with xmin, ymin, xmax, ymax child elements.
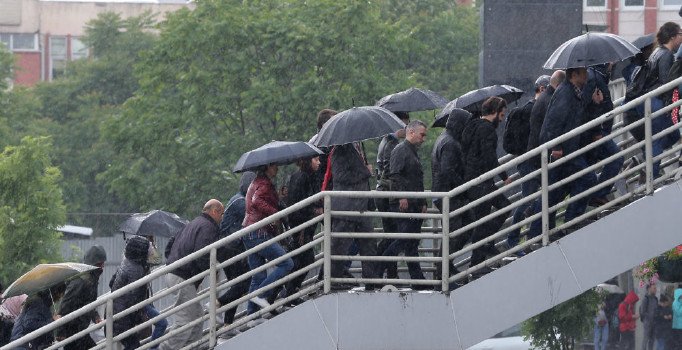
<box><xmin>618</xmin><ymin>291</ymin><xmax>640</xmax><ymax>350</ymax></box>
<box><xmin>242</xmin><ymin>164</ymin><xmax>294</xmax><ymax>315</ymax></box>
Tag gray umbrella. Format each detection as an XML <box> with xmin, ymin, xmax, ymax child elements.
<box><xmin>119</xmin><ymin>210</ymin><xmax>188</xmax><ymax>238</ymax></box>
<box><xmin>435</xmin><ymin>84</ymin><xmax>524</xmax><ymax>118</ymax></box>
<box><xmin>375</xmin><ymin>87</ymin><xmax>449</xmax><ymax>112</ymax></box>
<box><xmin>313</xmin><ymin>106</ymin><xmax>406</xmax><ymax>147</ymax></box>
<box><xmin>233</xmin><ymin>141</ymin><xmax>323</xmax><ymax>173</ymax></box>
<box><xmin>543</xmin><ymin>32</ymin><xmax>639</xmax><ymax>69</ymax></box>
<box><xmin>632</xmin><ymin>33</ymin><xmax>655</xmax><ymax>50</ymax></box>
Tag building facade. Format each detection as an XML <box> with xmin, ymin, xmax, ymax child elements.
<box><xmin>0</xmin><ymin>0</ymin><xmax>193</xmax><ymax>86</ymax></box>
<box><xmin>584</xmin><ymin>0</ymin><xmax>682</xmax><ymax>40</ymax></box>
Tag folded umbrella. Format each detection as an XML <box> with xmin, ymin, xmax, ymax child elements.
<box><xmin>119</xmin><ymin>210</ymin><xmax>188</xmax><ymax>238</ymax></box>
<box><xmin>313</xmin><ymin>106</ymin><xmax>406</xmax><ymax>147</ymax></box>
<box><xmin>543</xmin><ymin>32</ymin><xmax>639</xmax><ymax>69</ymax></box>
<box><xmin>233</xmin><ymin>141</ymin><xmax>323</xmax><ymax>173</ymax></box>
<box><xmin>376</xmin><ymin>87</ymin><xmax>449</xmax><ymax>112</ymax></box>
<box><xmin>2</xmin><ymin>263</ymin><xmax>99</xmax><ymax>298</ymax></box>
<box><xmin>436</xmin><ymin>85</ymin><xmax>524</xmax><ymax>118</ymax></box>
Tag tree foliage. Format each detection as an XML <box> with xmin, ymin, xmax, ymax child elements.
<box><xmin>521</xmin><ymin>290</ymin><xmax>602</xmax><ymax>350</ymax></box>
<box><xmin>0</xmin><ymin>137</ymin><xmax>66</xmax><ymax>284</ymax></box>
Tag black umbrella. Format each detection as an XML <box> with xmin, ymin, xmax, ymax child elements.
<box><xmin>432</xmin><ymin>107</ymin><xmax>473</xmax><ymax>128</ymax></box>
<box><xmin>543</xmin><ymin>32</ymin><xmax>639</xmax><ymax>69</ymax></box>
<box><xmin>436</xmin><ymin>84</ymin><xmax>524</xmax><ymax>118</ymax></box>
<box><xmin>233</xmin><ymin>141</ymin><xmax>323</xmax><ymax>173</ymax></box>
<box><xmin>119</xmin><ymin>210</ymin><xmax>188</xmax><ymax>238</ymax></box>
<box><xmin>632</xmin><ymin>33</ymin><xmax>655</xmax><ymax>50</ymax></box>
<box><xmin>375</xmin><ymin>87</ymin><xmax>449</xmax><ymax>112</ymax></box>
<box><xmin>313</xmin><ymin>106</ymin><xmax>406</xmax><ymax>147</ymax></box>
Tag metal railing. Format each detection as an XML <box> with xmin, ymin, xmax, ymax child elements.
<box><xmin>4</xmin><ymin>75</ymin><xmax>681</xmax><ymax>350</ymax></box>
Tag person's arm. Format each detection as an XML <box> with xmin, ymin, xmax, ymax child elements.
<box><xmin>193</xmin><ymin>224</ymin><xmax>220</xmax><ymax>272</ymax></box>
<box><xmin>481</xmin><ymin>129</ymin><xmax>508</xmax><ymax>181</ymax></box>
<box><xmin>250</xmin><ymin>183</ymin><xmax>278</xmax><ymax>217</ymax></box>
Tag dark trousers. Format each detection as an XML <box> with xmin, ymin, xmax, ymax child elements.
<box><xmin>433</xmin><ymin>197</ymin><xmax>472</xmax><ymax>279</ymax></box>
<box><xmin>468</xmin><ymin>183</ymin><xmax>511</xmax><ymax>267</ymax></box>
<box><xmin>284</xmin><ymin>225</ymin><xmax>316</xmax><ymax>295</ymax></box>
<box><xmin>217</xmin><ymin>246</ymin><xmax>251</xmax><ymax>324</ymax></box>
<box><xmin>375</xmin><ymin>197</ymin><xmax>398</xmax><ymax>278</ymax></box>
<box><xmin>381</xmin><ymin>209</ymin><xmax>425</xmax><ymax>282</ymax></box>
<box><xmin>63</xmin><ymin>335</ymin><xmax>96</xmax><ymax>350</ymax></box>
<box><xmin>330</xmin><ymin>218</ymin><xmax>379</xmax><ymax>281</ymax></box>
<box><xmin>587</xmin><ymin>138</ymin><xmax>624</xmax><ymax>199</ymax></box>
<box><xmin>619</xmin><ymin>330</ymin><xmax>635</xmax><ymax>350</ymax></box>
<box><xmin>509</xmin><ymin>161</ymin><xmax>539</xmax><ymax>246</ymax></box>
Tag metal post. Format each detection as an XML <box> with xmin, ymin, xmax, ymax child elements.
<box><xmin>441</xmin><ymin>196</ymin><xmax>450</xmax><ymax>292</ymax></box>
<box><xmin>209</xmin><ymin>248</ymin><xmax>218</xmax><ymax>348</ymax></box>
<box><xmin>105</xmin><ymin>299</ymin><xmax>113</xmax><ymax>350</ymax></box>
<box><xmin>541</xmin><ymin>149</ymin><xmax>550</xmax><ymax>246</ymax></box>
<box><xmin>323</xmin><ymin>194</ymin><xmax>332</xmax><ymax>293</ymax></box>
<box><xmin>644</xmin><ymin>97</ymin><xmax>654</xmax><ymax>194</ymax></box>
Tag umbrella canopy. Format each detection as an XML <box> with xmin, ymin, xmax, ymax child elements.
<box><xmin>119</xmin><ymin>209</ymin><xmax>188</xmax><ymax>238</ymax></box>
<box><xmin>595</xmin><ymin>283</ymin><xmax>625</xmax><ymax>294</ymax></box>
<box><xmin>233</xmin><ymin>141</ymin><xmax>323</xmax><ymax>173</ymax></box>
<box><xmin>632</xmin><ymin>33</ymin><xmax>655</xmax><ymax>50</ymax></box>
<box><xmin>313</xmin><ymin>106</ymin><xmax>406</xmax><ymax>147</ymax></box>
<box><xmin>432</xmin><ymin>107</ymin><xmax>473</xmax><ymax>128</ymax></box>
<box><xmin>375</xmin><ymin>87</ymin><xmax>449</xmax><ymax>112</ymax></box>
<box><xmin>436</xmin><ymin>85</ymin><xmax>524</xmax><ymax>118</ymax></box>
<box><xmin>2</xmin><ymin>263</ymin><xmax>99</xmax><ymax>298</ymax></box>
<box><xmin>543</xmin><ymin>32</ymin><xmax>639</xmax><ymax>69</ymax></box>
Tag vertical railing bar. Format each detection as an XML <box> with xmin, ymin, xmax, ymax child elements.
<box><xmin>209</xmin><ymin>248</ymin><xmax>218</xmax><ymax>348</ymax></box>
<box><xmin>644</xmin><ymin>97</ymin><xmax>654</xmax><ymax>194</ymax></box>
<box><xmin>323</xmin><ymin>194</ymin><xmax>332</xmax><ymax>293</ymax></box>
<box><xmin>441</xmin><ymin>196</ymin><xmax>450</xmax><ymax>292</ymax></box>
<box><xmin>105</xmin><ymin>299</ymin><xmax>113</xmax><ymax>350</ymax></box>
<box><xmin>541</xmin><ymin>148</ymin><xmax>550</xmax><ymax>246</ymax></box>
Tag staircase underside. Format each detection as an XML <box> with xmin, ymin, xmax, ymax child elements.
<box><xmin>219</xmin><ymin>181</ymin><xmax>682</xmax><ymax>350</ymax></box>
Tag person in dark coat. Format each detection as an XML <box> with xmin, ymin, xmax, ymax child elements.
<box><xmin>110</xmin><ymin>235</ymin><xmax>150</xmax><ymax>350</ymax></box>
<box><xmin>461</xmin><ymin>97</ymin><xmax>512</xmax><ymax>272</ymax></box>
<box><xmin>527</xmin><ymin>67</ymin><xmax>602</xmax><ymax>239</ymax></box>
<box><xmin>161</xmin><ymin>199</ymin><xmax>224</xmax><ymax>350</ymax></box>
<box><xmin>284</xmin><ymin>157</ymin><xmax>323</xmax><ymax>303</ymax></box>
<box><xmin>381</xmin><ymin>120</ymin><xmax>429</xmax><ymax>289</ymax></box>
<box><xmin>10</xmin><ymin>284</ymin><xmax>66</xmax><ymax>350</ymax></box>
<box><xmin>56</xmin><ymin>245</ymin><xmax>107</xmax><ymax>350</ymax></box>
<box><xmin>217</xmin><ymin>171</ymin><xmax>256</xmax><ymax>330</ymax></box>
<box><xmin>654</xmin><ymin>294</ymin><xmax>673</xmax><ymax>350</ymax></box>
<box><xmin>375</xmin><ymin>112</ymin><xmax>410</xmax><ymax>279</ymax></box>
<box><xmin>640</xmin><ymin>283</ymin><xmax>658</xmax><ymax>350</ymax></box>
<box><xmin>315</xmin><ymin>109</ymin><xmax>337</xmax><ymax>190</ymax></box>
<box><xmin>431</xmin><ymin>108</ymin><xmax>472</xmax><ymax>280</ymax></box>
<box><xmin>329</xmin><ymin>142</ymin><xmax>379</xmax><ymax>288</ymax></box>
<box><xmin>507</xmin><ymin>75</ymin><xmax>550</xmax><ymax>250</ymax></box>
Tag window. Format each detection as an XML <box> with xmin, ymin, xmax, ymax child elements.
<box><xmin>71</xmin><ymin>37</ymin><xmax>88</xmax><ymax>60</ymax></box>
<box><xmin>663</xmin><ymin>0</ymin><xmax>682</xmax><ymax>6</ymax></box>
<box><xmin>585</xmin><ymin>0</ymin><xmax>606</xmax><ymax>7</ymax></box>
<box><xmin>50</xmin><ymin>36</ymin><xmax>67</xmax><ymax>80</ymax></box>
<box><xmin>0</xmin><ymin>33</ymin><xmax>37</xmax><ymax>51</ymax></box>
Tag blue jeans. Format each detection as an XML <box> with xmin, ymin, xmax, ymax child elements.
<box><xmin>144</xmin><ymin>304</ymin><xmax>168</xmax><ymax>349</ymax></box>
<box><xmin>656</xmin><ymin>336</ymin><xmax>666</xmax><ymax>350</ymax></box>
<box><xmin>509</xmin><ymin>161</ymin><xmax>539</xmax><ymax>246</ymax></box>
<box><xmin>588</xmin><ymin>138</ymin><xmax>624</xmax><ymax>199</ymax></box>
<box><xmin>594</xmin><ymin>323</ymin><xmax>608</xmax><ymax>350</ymax></box>
<box><xmin>242</xmin><ymin>234</ymin><xmax>294</xmax><ymax>314</ymax></box>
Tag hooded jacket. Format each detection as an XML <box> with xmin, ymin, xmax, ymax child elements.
<box><xmin>539</xmin><ymin>80</ymin><xmax>587</xmax><ymax>156</ymax></box>
<box><xmin>526</xmin><ymin>85</ymin><xmax>556</xmax><ymax>170</ymax></box>
<box><xmin>618</xmin><ymin>291</ymin><xmax>640</xmax><ymax>332</ymax></box>
<box><xmin>431</xmin><ymin>110</ymin><xmax>468</xmax><ymax>193</ymax></box>
<box><xmin>461</xmin><ymin>117</ymin><xmax>508</xmax><ymax>185</ymax></box>
<box><xmin>673</xmin><ymin>288</ymin><xmax>682</xmax><ymax>330</ymax></box>
<box><xmin>9</xmin><ymin>293</ymin><xmax>54</xmax><ymax>350</ymax></box>
<box><xmin>110</xmin><ymin>236</ymin><xmax>149</xmax><ymax>340</ymax></box>
<box><xmin>287</xmin><ymin>166</ymin><xmax>322</xmax><ymax>226</ymax></box>
<box><xmin>220</xmin><ymin>171</ymin><xmax>256</xmax><ymax>238</ymax></box>
<box><xmin>330</xmin><ymin>143</ymin><xmax>372</xmax><ymax>218</ymax></box>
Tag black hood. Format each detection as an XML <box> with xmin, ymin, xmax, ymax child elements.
<box><xmin>446</xmin><ymin>108</ymin><xmax>471</xmax><ymax>140</ymax></box>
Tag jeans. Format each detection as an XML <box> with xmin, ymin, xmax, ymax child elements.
<box><xmin>655</xmin><ymin>336</ymin><xmax>667</xmax><ymax>350</ymax></box>
<box><xmin>588</xmin><ymin>137</ymin><xmax>624</xmax><ymax>199</ymax></box>
<box><xmin>509</xmin><ymin>161</ymin><xmax>539</xmax><ymax>246</ymax></box>
<box><xmin>144</xmin><ymin>304</ymin><xmax>168</xmax><ymax>349</ymax></box>
<box><xmin>593</xmin><ymin>323</ymin><xmax>608</xmax><ymax>350</ymax></box>
<box><xmin>242</xmin><ymin>234</ymin><xmax>294</xmax><ymax>314</ymax></box>
<box><xmin>381</xmin><ymin>212</ymin><xmax>425</xmax><ymax>282</ymax></box>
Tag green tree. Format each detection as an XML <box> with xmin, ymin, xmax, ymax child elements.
<box><xmin>0</xmin><ymin>136</ymin><xmax>66</xmax><ymax>284</ymax></box>
<box><xmin>522</xmin><ymin>290</ymin><xmax>602</xmax><ymax>350</ymax></box>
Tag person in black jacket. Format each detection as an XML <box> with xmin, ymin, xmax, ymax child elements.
<box><xmin>654</xmin><ymin>294</ymin><xmax>673</xmax><ymax>350</ymax></box>
<box><xmin>161</xmin><ymin>199</ymin><xmax>224</xmax><ymax>350</ymax></box>
<box><xmin>431</xmin><ymin>108</ymin><xmax>472</xmax><ymax>280</ymax></box>
<box><xmin>283</xmin><ymin>156</ymin><xmax>323</xmax><ymax>303</ymax></box>
<box><xmin>461</xmin><ymin>97</ymin><xmax>513</xmax><ymax>272</ymax></box>
<box><xmin>56</xmin><ymin>245</ymin><xmax>107</xmax><ymax>350</ymax></box>
<box><xmin>10</xmin><ymin>284</ymin><xmax>66</xmax><ymax>350</ymax></box>
<box><xmin>382</xmin><ymin>120</ymin><xmax>429</xmax><ymax>289</ymax></box>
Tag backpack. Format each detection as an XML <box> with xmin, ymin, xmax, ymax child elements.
<box><xmin>502</xmin><ymin>100</ymin><xmax>533</xmax><ymax>155</ymax></box>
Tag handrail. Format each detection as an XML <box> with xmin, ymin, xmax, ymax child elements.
<box><xmin>3</xmin><ymin>74</ymin><xmax>678</xmax><ymax>350</ymax></box>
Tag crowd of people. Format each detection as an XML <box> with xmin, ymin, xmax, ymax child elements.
<box><xmin>3</xmin><ymin>20</ymin><xmax>682</xmax><ymax>350</ymax></box>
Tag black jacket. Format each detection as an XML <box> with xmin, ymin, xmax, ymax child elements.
<box><xmin>584</xmin><ymin>66</ymin><xmax>614</xmax><ymax>134</ymax></box>
<box><xmin>388</xmin><ymin>140</ymin><xmax>426</xmax><ymax>210</ymax></box>
<box><xmin>110</xmin><ymin>258</ymin><xmax>147</xmax><ymax>339</ymax></box>
<box><xmin>56</xmin><ymin>270</ymin><xmax>102</xmax><ymax>339</ymax></box>
<box><xmin>10</xmin><ymin>294</ymin><xmax>53</xmax><ymax>350</ymax></box>
<box><xmin>648</xmin><ymin>45</ymin><xmax>675</xmax><ymax>91</ymax></box>
<box><xmin>167</xmin><ymin>213</ymin><xmax>220</xmax><ymax>280</ymax></box>
<box><xmin>539</xmin><ymin>80</ymin><xmax>587</xmax><ymax>155</ymax></box>
<box><xmin>461</xmin><ymin>117</ymin><xmax>508</xmax><ymax>185</ymax></box>
<box><xmin>376</xmin><ymin>134</ymin><xmax>400</xmax><ymax>190</ymax></box>
<box><xmin>526</xmin><ymin>85</ymin><xmax>555</xmax><ymax>169</ymax></box>
<box><xmin>287</xmin><ymin>169</ymin><xmax>321</xmax><ymax>226</ymax></box>
<box><xmin>431</xmin><ymin>115</ymin><xmax>467</xmax><ymax>193</ymax></box>
<box><xmin>330</xmin><ymin>143</ymin><xmax>372</xmax><ymax>215</ymax></box>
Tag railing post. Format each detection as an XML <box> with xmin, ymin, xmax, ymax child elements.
<box><xmin>323</xmin><ymin>194</ymin><xmax>332</xmax><ymax>293</ymax></box>
<box><xmin>441</xmin><ymin>196</ymin><xmax>450</xmax><ymax>292</ymax></box>
<box><xmin>105</xmin><ymin>298</ymin><xmax>113</xmax><ymax>350</ymax></box>
<box><xmin>644</xmin><ymin>96</ymin><xmax>654</xmax><ymax>194</ymax></box>
<box><xmin>209</xmin><ymin>248</ymin><xmax>218</xmax><ymax>348</ymax></box>
<box><xmin>540</xmin><ymin>149</ymin><xmax>550</xmax><ymax>246</ymax></box>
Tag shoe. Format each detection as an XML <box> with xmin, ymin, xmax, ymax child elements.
<box><xmin>286</xmin><ymin>297</ymin><xmax>306</xmax><ymax>307</ymax></box>
<box><xmin>413</xmin><ymin>284</ymin><xmax>433</xmax><ymax>291</ymax></box>
<box><xmin>589</xmin><ymin>196</ymin><xmax>609</xmax><ymax>207</ymax></box>
<box><xmin>250</xmin><ymin>296</ymin><xmax>270</xmax><ymax>309</ymax></box>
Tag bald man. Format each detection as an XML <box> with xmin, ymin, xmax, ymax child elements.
<box><xmin>161</xmin><ymin>199</ymin><xmax>224</xmax><ymax>350</ymax></box>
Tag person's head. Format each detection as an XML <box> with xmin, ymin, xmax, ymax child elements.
<box><xmin>566</xmin><ymin>67</ymin><xmax>588</xmax><ymax>87</ymax></box>
<box><xmin>203</xmin><ymin>198</ymin><xmax>225</xmax><ymax>224</ymax></box>
<box><xmin>534</xmin><ymin>75</ymin><xmax>551</xmax><ymax>95</ymax></box>
<box><xmin>84</xmin><ymin>245</ymin><xmax>107</xmax><ymax>269</ymax></box>
<box><xmin>660</xmin><ymin>294</ymin><xmax>671</xmax><ymax>306</ymax></box>
<box><xmin>550</xmin><ymin>70</ymin><xmax>566</xmax><ymax>89</ymax></box>
<box><xmin>646</xmin><ymin>283</ymin><xmax>657</xmax><ymax>295</ymax></box>
<box><xmin>394</xmin><ymin>111</ymin><xmax>411</xmax><ymax>138</ymax></box>
<box><xmin>657</xmin><ymin>22</ymin><xmax>682</xmax><ymax>50</ymax></box>
<box><xmin>124</xmin><ymin>235</ymin><xmax>150</xmax><ymax>265</ymax></box>
<box><xmin>316</xmin><ymin>109</ymin><xmax>337</xmax><ymax>131</ymax></box>
<box><xmin>297</xmin><ymin>156</ymin><xmax>320</xmax><ymax>173</ymax></box>
<box><xmin>481</xmin><ymin>96</ymin><xmax>507</xmax><ymax>126</ymax></box>
<box><xmin>239</xmin><ymin>171</ymin><xmax>257</xmax><ymax>196</ymax></box>
<box><xmin>405</xmin><ymin>120</ymin><xmax>427</xmax><ymax>146</ymax></box>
